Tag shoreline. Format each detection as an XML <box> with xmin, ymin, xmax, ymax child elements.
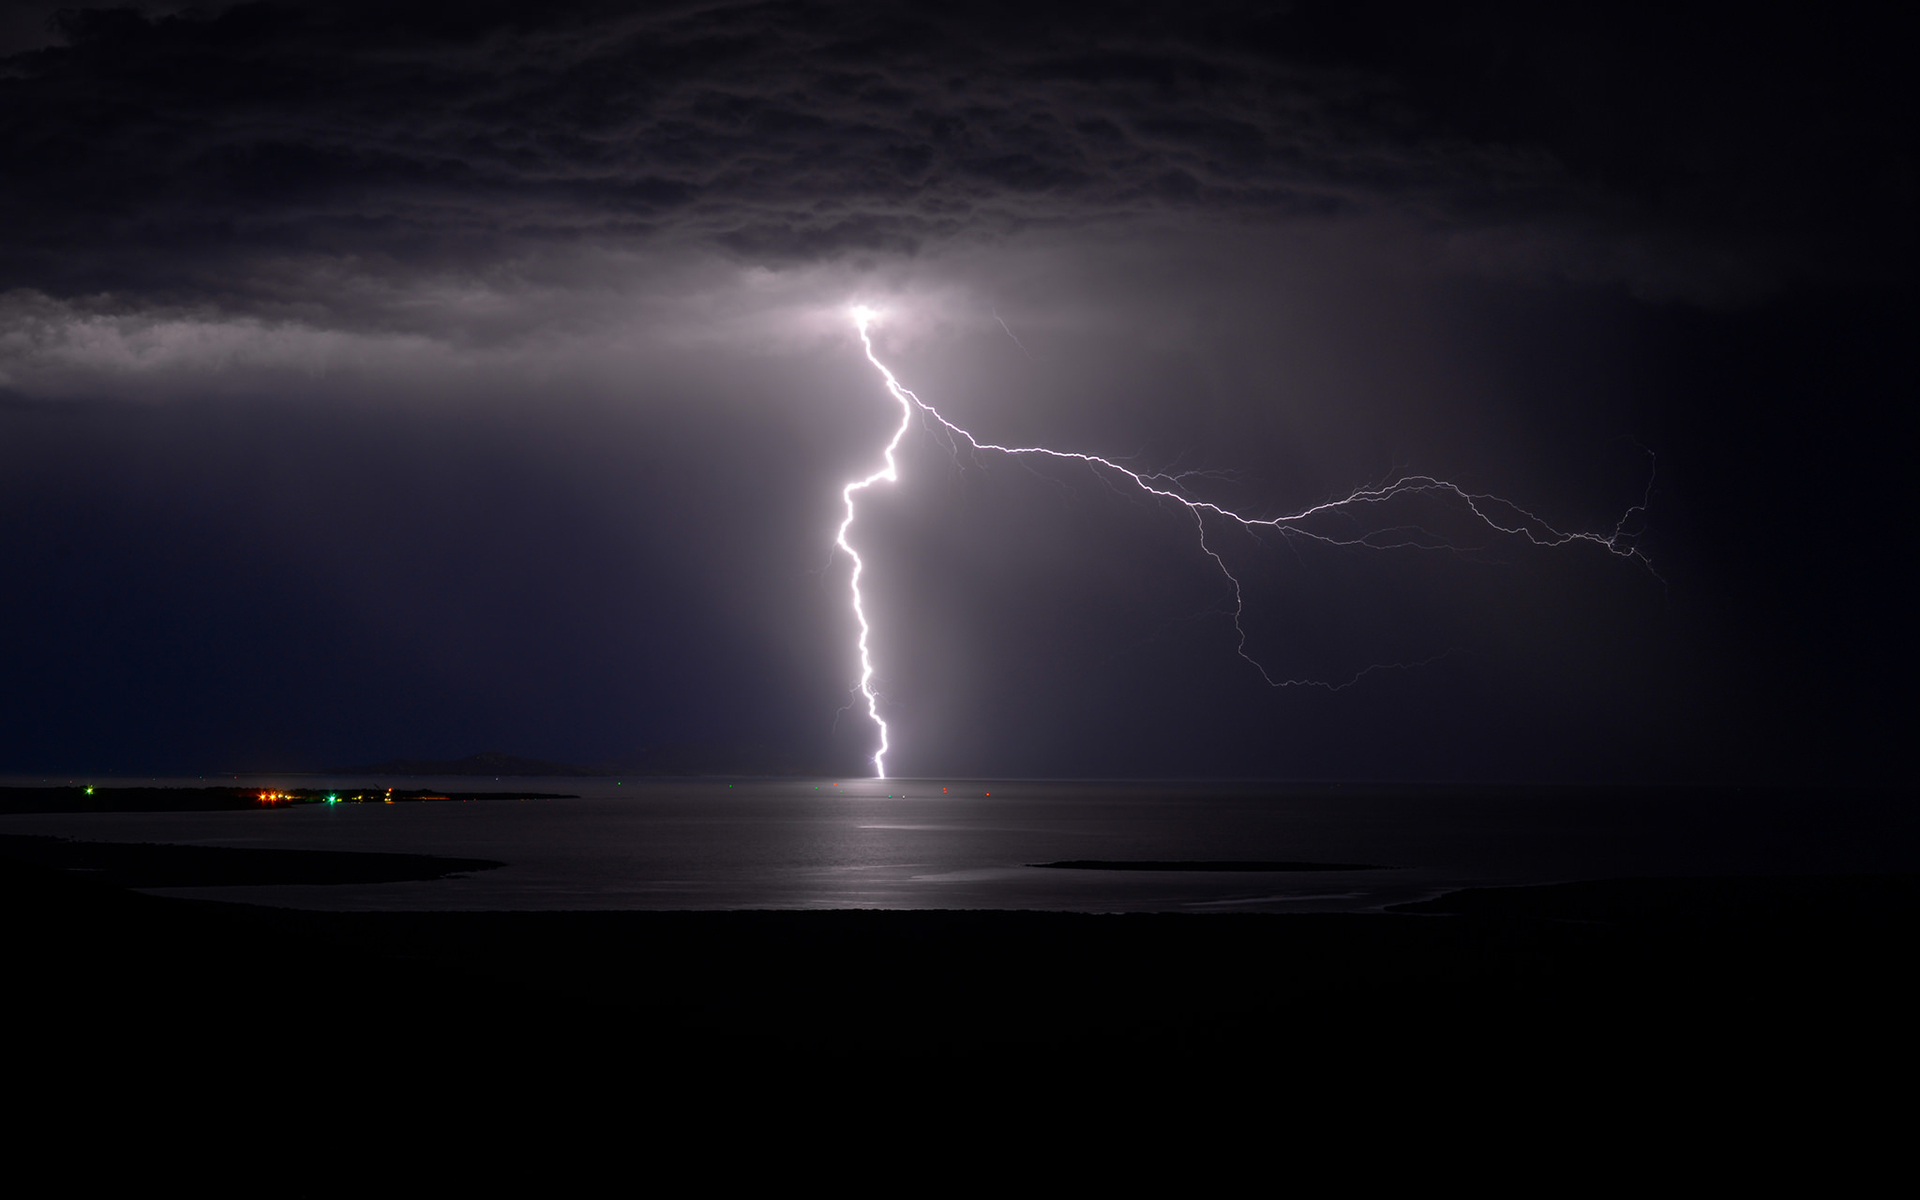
<box><xmin>7</xmin><ymin>848</ymin><xmax>1913</xmax><ymax>1141</ymax></box>
<box><xmin>10</xmin><ymin>848</ymin><xmax>1912</xmax><ymax>1020</ymax></box>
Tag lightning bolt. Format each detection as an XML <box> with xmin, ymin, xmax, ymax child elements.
<box><xmin>836</xmin><ymin>305</ymin><xmax>1654</xmax><ymax>777</ymax></box>
<box><xmin>835</xmin><ymin>305</ymin><xmax>914</xmax><ymax>777</ymax></box>
<box><xmin>992</xmin><ymin>307</ymin><xmax>1032</xmax><ymax>357</ymax></box>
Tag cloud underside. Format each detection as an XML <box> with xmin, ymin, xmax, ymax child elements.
<box><xmin>2</xmin><ymin>7</ymin><xmax>1449</xmax><ymax>259</ymax></box>
<box><xmin>6</xmin><ymin>1</ymin><xmax>1834</xmax><ymax>314</ymax></box>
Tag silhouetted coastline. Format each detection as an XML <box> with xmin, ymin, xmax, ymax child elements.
<box><xmin>329</xmin><ymin>746</ymin><xmax>835</xmax><ymax>777</ymax></box>
<box><xmin>328</xmin><ymin>751</ymin><xmax>606</xmax><ymax>777</ymax></box>
<box><xmin>0</xmin><ymin>786</ymin><xmax>578</xmax><ymax>814</ymax></box>
<box><xmin>0</xmin><ymin>834</ymin><xmax>502</xmax><ymax>888</ymax></box>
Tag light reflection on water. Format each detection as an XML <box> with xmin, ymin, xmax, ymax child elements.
<box><xmin>1</xmin><ymin>776</ymin><xmax>1912</xmax><ymax>913</ymax></box>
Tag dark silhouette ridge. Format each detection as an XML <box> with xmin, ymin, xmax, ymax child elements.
<box><xmin>329</xmin><ymin>751</ymin><xmax>603</xmax><ymax>776</ymax></box>
<box><xmin>1031</xmin><ymin>860</ymin><xmax>1387</xmax><ymax>872</ymax></box>
<box><xmin>332</xmin><ymin>746</ymin><xmax>835</xmax><ymax>777</ymax></box>
<box><xmin>0</xmin><ymin>786</ymin><xmax>576</xmax><ymax>814</ymax></box>
<box><xmin>599</xmin><ymin>743</ymin><xmax>839</xmax><ymax>777</ymax></box>
<box><xmin>0</xmin><ymin>786</ymin><xmax>265</xmax><ymax>815</ymax></box>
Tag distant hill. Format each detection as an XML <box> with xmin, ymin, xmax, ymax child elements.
<box><xmin>330</xmin><ymin>751</ymin><xmax>605</xmax><ymax>777</ymax></box>
<box><xmin>333</xmin><ymin>746</ymin><xmax>841</xmax><ymax>778</ymax></box>
<box><xmin>600</xmin><ymin>744</ymin><xmax>840</xmax><ymax>777</ymax></box>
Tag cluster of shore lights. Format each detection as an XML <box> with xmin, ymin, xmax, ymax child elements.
<box><xmin>254</xmin><ymin>789</ymin><xmax>395</xmax><ymax>804</ymax></box>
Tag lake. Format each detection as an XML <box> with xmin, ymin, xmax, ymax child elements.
<box><xmin>1</xmin><ymin>776</ymin><xmax>1911</xmax><ymax>912</ymax></box>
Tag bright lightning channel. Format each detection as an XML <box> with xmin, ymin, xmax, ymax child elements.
<box><xmin>834</xmin><ymin>305</ymin><xmax>913</xmax><ymax>778</ymax></box>
<box><xmin>836</xmin><ymin>304</ymin><xmax>1653</xmax><ymax>779</ymax></box>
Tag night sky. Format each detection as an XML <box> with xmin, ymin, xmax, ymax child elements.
<box><xmin>1</xmin><ymin>1</ymin><xmax>1909</xmax><ymax>782</ymax></box>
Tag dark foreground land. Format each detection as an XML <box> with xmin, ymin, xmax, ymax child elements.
<box><xmin>3</xmin><ymin>837</ymin><xmax>1912</xmax><ymax>1165</ymax></box>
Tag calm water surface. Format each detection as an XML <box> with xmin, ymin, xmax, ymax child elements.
<box><xmin>2</xmin><ymin>777</ymin><xmax>1912</xmax><ymax>912</ymax></box>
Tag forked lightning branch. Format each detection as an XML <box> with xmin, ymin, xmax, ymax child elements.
<box><xmin>835</xmin><ymin>305</ymin><xmax>1653</xmax><ymax>778</ymax></box>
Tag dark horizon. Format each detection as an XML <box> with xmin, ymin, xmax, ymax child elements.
<box><xmin>3</xmin><ymin>1</ymin><xmax>1910</xmax><ymax>785</ymax></box>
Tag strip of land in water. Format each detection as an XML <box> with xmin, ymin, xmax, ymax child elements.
<box><xmin>0</xmin><ymin>786</ymin><xmax>578</xmax><ymax>814</ymax></box>
<box><xmin>0</xmin><ymin>834</ymin><xmax>503</xmax><ymax>887</ymax></box>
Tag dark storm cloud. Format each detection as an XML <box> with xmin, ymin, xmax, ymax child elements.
<box><xmin>6</xmin><ymin>0</ymin><xmax>1898</xmax><ymax>322</ymax></box>
<box><xmin>2</xmin><ymin>1</ymin><xmax>1909</xmax><ymax>783</ymax></box>
<box><xmin>0</xmin><ymin>1</ymin><xmax>1441</xmax><ymax>290</ymax></box>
